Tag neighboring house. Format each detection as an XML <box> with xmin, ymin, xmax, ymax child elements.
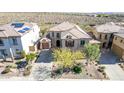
<box><xmin>111</xmin><ymin>33</ymin><xmax>124</xmax><ymax>59</ymax></box>
<box><xmin>43</xmin><ymin>22</ymin><xmax>91</xmax><ymax>50</ymax></box>
<box><xmin>0</xmin><ymin>22</ymin><xmax>40</xmax><ymax>60</ymax></box>
<box><xmin>92</xmin><ymin>22</ymin><xmax>124</xmax><ymax>48</ymax></box>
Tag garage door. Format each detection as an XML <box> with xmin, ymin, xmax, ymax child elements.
<box><xmin>42</xmin><ymin>42</ymin><xmax>49</xmax><ymax>49</ymax></box>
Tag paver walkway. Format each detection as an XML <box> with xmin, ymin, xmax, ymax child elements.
<box><xmin>103</xmin><ymin>64</ymin><xmax>124</xmax><ymax>80</ymax></box>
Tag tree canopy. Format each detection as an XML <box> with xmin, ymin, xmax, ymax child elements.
<box><xmin>84</xmin><ymin>44</ymin><xmax>101</xmax><ymax>62</ymax></box>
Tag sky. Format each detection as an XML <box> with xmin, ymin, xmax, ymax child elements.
<box><xmin>0</xmin><ymin>0</ymin><xmax>124</xmax><ymax>12</ymax></box>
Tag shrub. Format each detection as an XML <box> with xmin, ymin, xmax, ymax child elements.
<box><xmin>73</xmin><ymin>51</ymin><xmax>85</xmax><ymax>60</ymax></box>
<box><xmin>1</xmin><ymin>67</ymin><xmax>11</xmax><ymax>74</ymax></box>
<box><xmin>23</xmin><ymin>65</ymin><xmax>32</xmax><ymax>76</ymax></box>
<box><xmin>26</xmin><ymin>53</ymin><xmax>36</xmax><ymax>62</ymax></box>
<box><xmin>97</xmin><ymin>66</ymin><xmax>105</xmax><ymax>72</ymax></box>
<box><xmin>20</xmin><ymin>51</ymin><xmax>26</xmax><ymax>58</ymax></box>
<box><xmin>55</xmin><ymin>68</ymin><xmax>63</xmax><ymax>75</ymax></box>
<box><xmin>26</xmin><ymin>65</ymin><xmax>32</xmax><ymax>70</ymax></box>
<box><xmin>23</xmin><ymin>69</ymin><xmax>31</xmax><ymax>76</ymax></box>
<box><xmin>72</xmin><ymin>65</ymin><xmax>82</xmax><ymax>74</ymax></box>
<box><xmin>6</xmin><ymin>64</ymin><xmax>17</xmax><ymax>69</ymax></box>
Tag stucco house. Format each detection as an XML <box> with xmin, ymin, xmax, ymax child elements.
<box><xmin>112</xmin><ymin>33</ymin><xmax>124</xmax><ymax>59</ymax></box>
<box><xmin>92</xmin><ymin>22</ymin><xmax>124</xmax><ymax>48</ymax></box>
<box><xmin>0</xmin><ymin>22</ymin><xmax>40</xmax><ymax>60</ymax></box>
<box><xmin>43</xmin><ymin>22</ymin><xmax>91</xmax><ymax>50</ymax></box>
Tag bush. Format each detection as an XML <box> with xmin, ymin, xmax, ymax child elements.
<box><xmin>1</xmin><ymin>67</ymin><xmax>11</xmax><ymax>74</ymax></box>
<box><xmin>55</xmin><ymin>68</ymin><xmax>63</xmax><ymax>75</ymax></box>
<box><xmin>72</xmin><ymin>65</ymin><xmax>82</xmax><ymax>74</ymax></box>
<box><xmin>23</xmin><ymin>69</ymin><xmax>31</xmax><ymax>76</ymax></box>
<box><xmin>26</xmin><ymin>53</ymin><xmax>36</xmax><ymax>62</ymax></box>
<box><xmin>97</xmin><ymin>66</ymin><xmax>105</xmax><ymax>72</ymax></box>
<box><xmin>20</xmin><ymin>51</ymin><xmax>26</xmax><ymax>58</ymax></box>
<box><xmin>26</xmin><ymin>65</ymin><xmax>32</xmax><ymax>70</ymax></box>
<box><xmin>73</xmin><ymin>51</ymin><xmax>85</xmax><ymax>60</ymax></box>
<box><xmin>23</xmin><ymin>65</ymin><xmax>32</xmax><ymax>76</ymax></box>
<box><xmin>6</xmin><ymin>64</ymin><xmax>17</xmax><ymax>69</ymax></box>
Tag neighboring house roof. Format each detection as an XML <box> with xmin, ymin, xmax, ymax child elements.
<box><xmin>49</xmin><ymin>21</ymin><xmax>91</xmax><ymax>39</ymax></box>
<box><xmin>0</xmin><ymin>22</ymin><xmax>34</xmax><ymax>38</ymax></box>
<box><xmin>95</xmin><ymin>22</ymin><xmax>124</xmax><ymax>33</ymax></box>
<box><xmin>89</xmin><ymin>39</ymin><xmax>101</xmax><ymax>44</ymax></box>
<box><xmin>114</xmin><ymin>33</ymin><xmax>124</xmax><ymax>39</ymax></box>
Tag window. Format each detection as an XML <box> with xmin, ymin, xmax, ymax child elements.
<box><xmin>0</xmin><ymin>49</ymin><xmax>7</xmax><ymax>56</ymax></box>
<box><xmin>0</xmin><ymin>39</ymin><xmax>4</xmax><ymax>46</ymax></box>
<box><xmin>65</xmin><ymin>35</ymin><xmax>74</xmax><ymax>47</ymax></box>
<box><xmin>65</xmin><ymin>40</ymin><xmax>74</xmax><ymax>47</ymax></box>
<box><xmin>52</xmin><ymin>32</ymin><xmax>54</xmax><ymax>37</ymax></box>
<box><xmin>46</xmin><ymin>33</ymin><xmax>50</xmax><ymax>38</ymax></box>
<box><xmin>16</xmin><ymin>49</ymin><xmax>19</xmax><ymax>52</ymax></box>
<box><xmin>120</xmin><ymin>40</ymin><xmax>123</xmax><ymax>43</ymax></box>
<box><xmin>80</xmin><ymin>40</ymin><xmax>85</xmax><ymax>46</ymax></box>
<box><xmin>16</xmin><ymin>49</ymin><xmax>20</xmax><ymax>54</ymax></box>
<box><xmin>56</xmin><ymin>33</ymin><xmax>60</xmax><ymax>38</ymax></box>
<box><xmin>115</xmin><ymin>37</ymin><xmax>117</xmax><ymax>40</ymax></box>
<box><xmin>105</xmin><ymin>34</ymin><xmax>107</xmax><ymax>40</ymax></box>
<box><xmin>12</xmin><ymin>38</ymin><xmax>18</xmax><ymax>45</ymax></box>
<box><xmin>99</xmin><ymin>34</ymin><xmax>102</xmax><ymax>39</ymax></box>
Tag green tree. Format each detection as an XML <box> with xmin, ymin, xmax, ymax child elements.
<box><xmin>84</xmin><ymin>44</ymin><xmax>100</xmax><ymax>62</ymax></box>
<box><xmin>53</xmin><ymin>49</ymin><xmax>74</xmax><ymax>68</ymax></box>
<box><xmin>53</xmin><ymin>49</ymin><xmax>85</xmax><ymax>68</ymax></box>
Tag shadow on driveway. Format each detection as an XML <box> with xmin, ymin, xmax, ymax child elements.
<box><xmin>36</xmin><ymin>49</ymin><xmax>53</xmax><ymax>63</ymax></box>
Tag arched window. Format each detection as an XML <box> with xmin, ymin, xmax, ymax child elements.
<box><xmin>105</xmin><ymin>34</ymin><xmax>107</xmax><ymax>40</ymax></box>
<box><xmin>65</xmin><ymin>35</ymin><xmax>74</xmax><ymax>47</ymax></box>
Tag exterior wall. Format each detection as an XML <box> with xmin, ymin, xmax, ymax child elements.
<box><xmin>9</xmin><ymin>37</ymin><xmax>23</xmax><ymax>58</ymax></box>
<box><xmin>0</xmin><ymin>23</ymin><xmax>40</xmax><ymax>59</ymax></box>
<box><xmin>21</xmin><ymin>24</ymin><xmax>40</xmax><ymax>54</ymax></box>
<box><xmin>49</xmin><ymin>31</ymin><xmax>62</xmax><ymax>47</ymax></box>
<box><xmin>62</xmin><ymin>39</ymin><xmax>89</xmax><ymax>50</ymax></box>
<box><xmin>0</xmin><ymin>37</ymin><xmax>23</xmax><ymax>58</ymax></box>
<box><xmin>92</xmin><ymin>30</ymin><xmax>113</xmax><ymax>48</ymax></box>
<box><xmin>111</xmin><ymin>36</ymin><xmax>124</xmax><ymax>58</ymax></box>
<box><xmin>48</xmin><ymin>31</ymin><xmax>90</xmax><ymax>50</ymax></box>
<box><xmin>0</xmin><ymin>38</ymin><xmax>11</xmax><ymax>58</ymax></box>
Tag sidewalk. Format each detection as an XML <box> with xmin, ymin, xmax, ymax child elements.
<box><xmin>103</xmin><ymin>64</ymin><xmax>124</xmax><ymax>80</ymax></box>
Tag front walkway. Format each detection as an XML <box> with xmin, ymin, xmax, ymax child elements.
<box><xmin>103</xmin><ymin>64</ymin><xmax>124</xmax><ymax>80</ymax></box>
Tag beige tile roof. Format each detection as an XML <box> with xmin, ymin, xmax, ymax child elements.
<box><xmin>69</xmin><ymin>27</ymin><xmax>91</xmax><ymax>39</ymax></box>
<box><xmin>55</xmin><ymin>22</ymin><xmax>91</xmax><ymax>39</ymax></box>
<box><xmin>0</xmin><ymin>25</ymin><xmax>21</xmax><ymax>37</ymax></box>
<box><xmin>0</xmin><ymin>22</ymin><xmax>33</xmax><ymax>38</ymax></box>
<box><xmin>114</xmin><ymin>33</ymin><xmax>124</xmax><ymax>39</ymax></box>
<box><xmin>49</xmin><ymin>22</ymin><xmax>91</xmax><ymax>39</ymax></box>
<box><xmin>96</xmin><ymin>22</ymin><xmax>124</xmax><ymax>33</ymax></box>
<box><xmin>49</xmin><ymin>21</ymin><xmax>75</xmax><ymax>32</ymax></box>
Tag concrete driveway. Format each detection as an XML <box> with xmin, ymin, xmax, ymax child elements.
<box><xmin>100</xmin><ymin>50</ymin><xmax>118</xmax><ymax>64</ymax></box>
<box><xmin>36</xmin><ymin>49</ymin><xmax>53</xmax><ymax>63</ymax></box>
<box><xmin>103</xmin><ymin>64</ymin><xmax>124</xmax><ymax>80</ymax></box>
